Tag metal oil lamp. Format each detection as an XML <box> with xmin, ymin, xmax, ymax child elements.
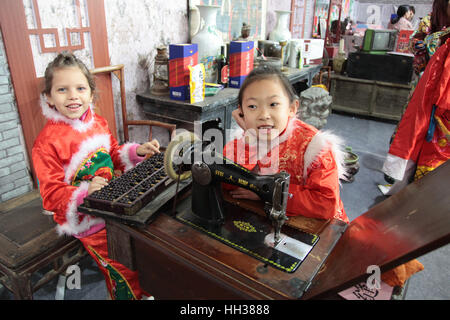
<box><xmin>150</xmin><ymin>46</ymin><xmax>170</xmax><ymax>96</ymax></box>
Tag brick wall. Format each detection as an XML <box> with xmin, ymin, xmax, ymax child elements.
<box><xmin>0</xmin><ymin>31</ymin><xmax>34</xmax><ymax>202</ymax></box>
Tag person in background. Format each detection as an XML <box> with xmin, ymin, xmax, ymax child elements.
<box><xmin>388</xmin><ymin>5</ymin><xmax>414</xmax><ymax>31</ymax></box>
<box><xmin>330</xmin><ymin>17</ymin><xmax>352</xmax><ymax>42</ymax></box>
<box><xmin>344</xmin><ymin>18</ymin><xmax>354</xmax><ymax>35</ymax></box>
<box><xmin>410</xmin><ymin>0</ymin><xmax>450</xmax><ymax>75</ymax></box>
<box><xmin>380</xmin><ymin>39</ymin><xmax>449</xmax><ymax>291</ymax></box>
<box><xmin>383</xmin><ymin>38</ymin><xmax>449</xmax><ymax>197</ymax></box>
<box><xmin>383</xmin><ymin>0</ymin><xmax>450</xmax><ymax>186</ymax></box>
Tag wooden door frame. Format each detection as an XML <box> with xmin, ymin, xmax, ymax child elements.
<box><xmin>0</xmin><ymin>0</ymin><xmax>115</xmax><ymax>185</ymax></box>
<box><xmin>290</xmin><ymin>0</ymin><xmax>308</xmax><ymax>38</ymax></box>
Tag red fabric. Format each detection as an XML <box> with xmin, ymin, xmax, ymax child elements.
<box><xmin>223</xmin><ymin>118</ymin><xmax>348</xmax><ymax>223</ymax></box>
<box><xmin>388</xmin><ymin>39</ymin><xmax>450</xmax><ymax>172</ymax></box>
<box><xmin>285</xmin><ymin>148</ymin><xmax>347</xmax><ymax>222</ymax></box>
<box><xmin>32</xmin><ymin>107</ymin><xmax>139</xmax><ymax>236</ymax></box>
<box><xmin>343</xmin><ymin>216</ymin><xmax>424</xmax><ymax>288</ymax></box>
<box><xmin>78</xmin><ymin>228</ymin><xmax>149</xmax><ymax>299</ymax></box>
<box><xmin>381</xmin><ymin>259</ymin><xmax>424</xmax><ymax>288</ymax></box>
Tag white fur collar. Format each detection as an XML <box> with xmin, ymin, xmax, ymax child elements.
<box><xmin>41</xmin><ymin>100</ymin><xmax>95</xmax><ymax>132</ymax></box>
<box><xmin>233</xmin><ymin>118</ymin><xmax>347</xmax><ymax>181</ymax></box>
<box><xmin>303</xmin><ymin>130</ymin><xmax>347</xmax><ymax>182</ymax></box>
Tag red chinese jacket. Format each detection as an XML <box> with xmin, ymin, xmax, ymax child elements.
<box><xmin>32</xmin><ymin>104</ymin><xmax>144</xmax><ymax>237</ymax></box>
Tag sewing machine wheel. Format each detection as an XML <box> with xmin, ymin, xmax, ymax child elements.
<box><xmin>164</xmin><ymin>131</ymin><xmax>200</xmax><ymax>181</ymax></box>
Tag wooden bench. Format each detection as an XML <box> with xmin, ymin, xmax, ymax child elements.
<box><xmin>0</xmin><ymin>190</ymin><xmax>86</xmax><ymax>299</ymax></box>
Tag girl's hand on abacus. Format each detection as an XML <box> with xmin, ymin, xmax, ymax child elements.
<box><xmin>137</xmin><ymin>139</ymin><xmax>160</xmax><ymax>157</ymax></box>
<box><xmin>88</xmin><ymin>176</ymin><xmax>109</xmax><ymax>195</ymax></box>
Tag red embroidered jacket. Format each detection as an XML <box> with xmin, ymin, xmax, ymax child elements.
<box><xmin>32</xmin><ymin>105</ymin><xmax>144</xmax><ymax>237</ymax></box>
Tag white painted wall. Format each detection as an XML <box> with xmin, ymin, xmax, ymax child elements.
<box><xmin>104</xmin><ymin>0</ymin><xmax>189</xmax><ymax>143</ymax></box>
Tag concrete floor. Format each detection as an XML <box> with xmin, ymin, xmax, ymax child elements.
<box><xmin>0</xmin><ymin>112</ymin><xmax>448</xmax><ymax>300</ymax></box>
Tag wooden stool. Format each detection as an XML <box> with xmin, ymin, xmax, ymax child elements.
<box><xmin>0</xmin><ymin>190</ymin><xmax>86</xmax><ymax>299</ymax></box>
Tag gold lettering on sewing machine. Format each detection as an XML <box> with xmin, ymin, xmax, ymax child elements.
<box><xmin>215</xmin><ymin>170</ymin><xmax>224</xmax><ymax>177</ymax></box>
<box><xmin>238</xmin><ymin>178</ymin><xmax>248</xmax><ymax>186</ymax></box>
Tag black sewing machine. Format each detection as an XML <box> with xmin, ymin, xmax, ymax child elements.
<box><xmin>165</xmin><ymin>132</ymin><xmax>290</xmax><ymax>244</ymax></box>
<box><xmin>163</xmin><ymin>120</ymin><xmax>319</xmax><ymax>272</ymax></box>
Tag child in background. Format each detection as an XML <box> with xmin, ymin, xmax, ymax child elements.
<box><xmin>225</xmin><ymin>66</ymin><xmax>348</xmax><ymax>223</ymax></box>
<box><xmin>32</xmin><ymin>52</ymin><xmax>158</xmax><ymax>300</ymax></box>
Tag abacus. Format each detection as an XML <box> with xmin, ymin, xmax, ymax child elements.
<box><xmin>82</xmin><ymin>152</ymin><xmax>174</xmax><ymax>215</ymax></box>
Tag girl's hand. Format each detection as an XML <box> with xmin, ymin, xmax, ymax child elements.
<box><xmin>88</xmin><ymin>176</ymin><xmax>109</xmax><ymax>195</ymax></box>
<box><xmin>229</xmin><ymin>187</ymin><xmax>261</xmax><ymax>201</ymax></box>
<box><xmin>232</xmin><ymin>108</ymin><xmax>246</xmax><ymax>130</ymax></box>
<box><xmin>137</xmin><ymin>139</ymin><xmax>160</xmax><ymax>157</ymax></box>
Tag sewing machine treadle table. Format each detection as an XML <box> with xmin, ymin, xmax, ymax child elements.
<box><xmin>99</xmin><ymin>161</ymin><xmax>449</xmax><ymax>299</ymax></box>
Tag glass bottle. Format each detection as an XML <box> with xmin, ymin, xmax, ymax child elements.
<box><xmin>216</xmin><ymin>45</ymin><xmax>227</xmax><ymax>85</ymax></box>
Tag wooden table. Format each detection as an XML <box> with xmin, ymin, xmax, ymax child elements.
<box><xmin>105</xmin><ymin>190</ymin><xmax>347</xmax><ymax>299</ymax></box>
<box><xmin>101</xmin><ymin>160</ymin><xmax>450</xmax><ymax>300</ymax></box>
<box><xmin>136</xmin><ymin>65</ymin><xmax>322</xmax><ymax>142</ymax></box>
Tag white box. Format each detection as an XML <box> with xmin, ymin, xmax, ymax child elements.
<box><xmin>290</xmin><ymin>38</ymin><xmax>324</xmax><ymax>66</ymax></box>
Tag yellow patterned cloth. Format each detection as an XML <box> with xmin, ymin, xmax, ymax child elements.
<box><xmin>410</xmin><ymin>14</ymin><xmax>450</xmax><ymax>74</ymax></box>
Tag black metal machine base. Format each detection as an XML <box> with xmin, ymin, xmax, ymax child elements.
<box><xmin>175</xmin><ymin>201</ymin><xmax>319</xmax><ymax>273</ymax></box>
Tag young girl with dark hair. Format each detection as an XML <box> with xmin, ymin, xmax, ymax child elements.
<box><xmin>226</xmin><ymin>66</ymin><xmax>348</xmax><ymax>223</ymax></box>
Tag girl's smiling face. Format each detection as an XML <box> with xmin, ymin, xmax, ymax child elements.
<box><xmin>240</xmin><ymin>78</ymin><xmax>298</xmax><ymax>142</ymax></box>
<box><xmin>46</xmin><ymin>67</ymin><xmax>93</xmax><ymax>120</ymax></box>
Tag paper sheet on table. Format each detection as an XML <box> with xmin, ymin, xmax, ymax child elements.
<box><xmin>377</xmin><ymin>184</ymin><xmax>391</xmax><ymax>195</ymax></box>
<box><xmin>338</xmin><ymin>281</ymin><xmax>394</xmax><ymax>300</ymax></box>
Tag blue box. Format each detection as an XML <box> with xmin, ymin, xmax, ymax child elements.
<box><xmin>169</xmin><ymin>43</ymin><xmax>198</xmax><ymax>100</ymax></box>
<box><xmin>229</xmin><ymin>41</ymin><xmax>254</xmax><ymax>88</ymax></box>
